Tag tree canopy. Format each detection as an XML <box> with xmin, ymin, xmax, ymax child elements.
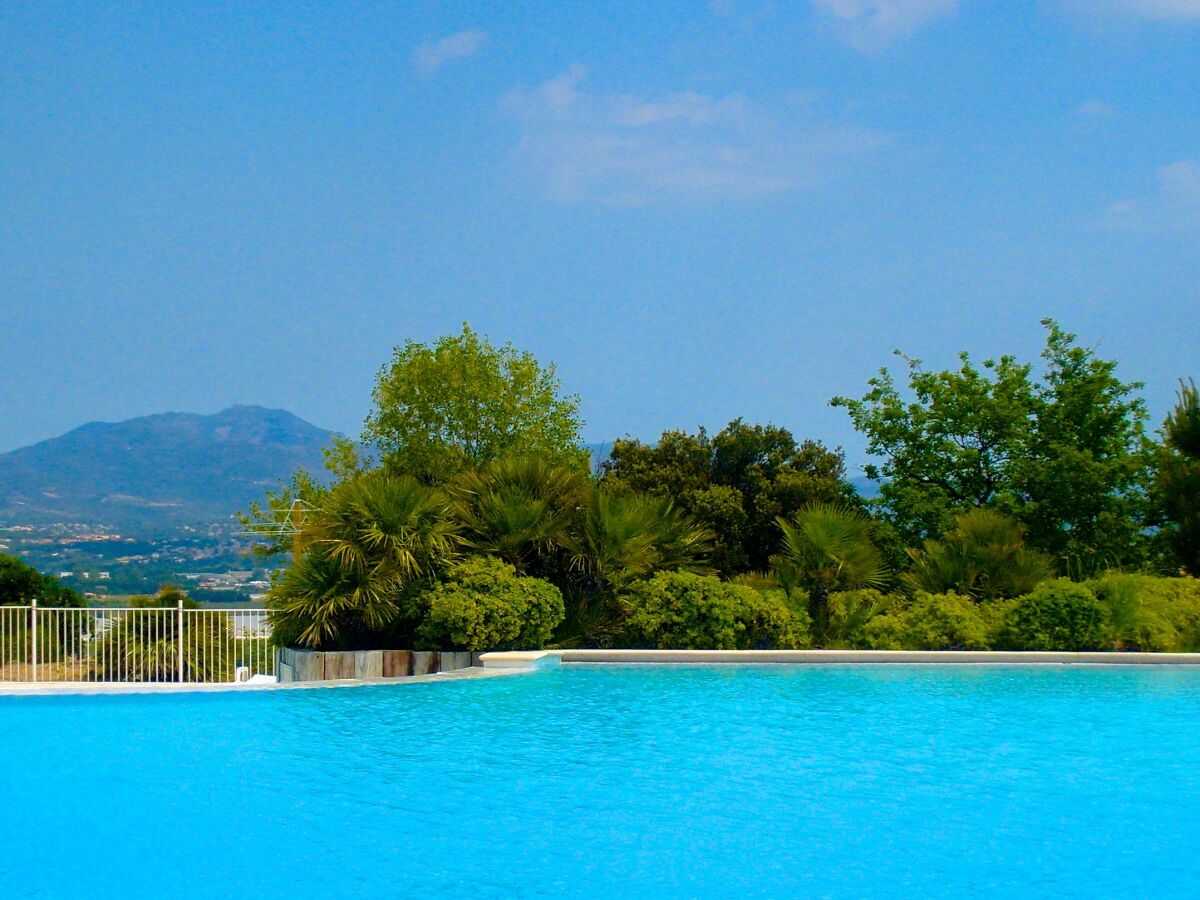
<box><xmin>601</xmin><ymin>420</ymin><xmax>856</xmax><ymax>576</ymax></box>
<box><xmin>1155</xmin><ymin>379</ymin><xmax>1200</xmax><ymax>575</ymax></box>
<box><xmin>833</xmin><ymin>319</ymin><xmax>1152</xmax><ymax>574</ymax></box>
<box><xmin>364</xmin><ymin>323</ymin><xmax>586</xmax><ymax>480</ymax></box>
<box><xmin>0</xmin><ymin>554</ymin><xmax>84</xmax><ymax>607</ymax></box>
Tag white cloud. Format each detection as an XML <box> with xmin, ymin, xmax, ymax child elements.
<box><xmin>412</xmin><ymin>29</ymin><xmax>489</xmax><ymax>75</ymax></box>
<box><xmin>1071</xmin><ymin>99</ymin><xmax>1117</xmax><ymax>130</ymax></box>
<box><xmin>1105</xmin><ymin>159</ymin><xmax>1200</xmax><ymax>230</ymax></box>
<box><xmin>810</xmin><ymin>0</ymin><xmax>959</xmax><ymax>50</ymax></box>
<box><xmin>500</xmin><ymin>66</ymin><xmax>884</xmax><ymax>205</ymax></box>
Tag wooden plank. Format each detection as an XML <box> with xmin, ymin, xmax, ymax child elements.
<box><xmin>411</xmin><ymin>651</ymin><xmax>440</xmax><ymax>675</ymax></box>
<box><xmin>325</xmin><ymin>651</ymin><xmax>355</xmax><ymax>680</ymax></box>
<box><xmin>440</xmin><ymin>651</ymin><xmax>471</xmax><ymax>672</ymax></box>
<box><xmin>382</xmin><ymin>650</ymin><xmax>411</xmax><ymax>678</ymax></box>
<box><xmin>293</xmin><ymin>650</ymin><xmax>322</xmax><ymax>682</ymax></box>
<box><xmin>354</xmin><ymin>650</ymin><xmax>383</xmax><ymax>679</ymax></box>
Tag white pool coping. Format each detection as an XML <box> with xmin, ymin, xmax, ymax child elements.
<box><xmin>7</xmin><ymin>648</ymin><xmax>1200</xmax><ymax>695</ymax></box>
<box><xmin>478</xmin><ymin>649</ymin><xmax>1200</xmax><ymax>668</ymax></box>
<box><xmin>0</xmin><ymin>666</ymin><xmax>522</xmax><ymax>696</ymax></box>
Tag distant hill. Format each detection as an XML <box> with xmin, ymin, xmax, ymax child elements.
<box><xmin>0</xmin><ymin>406</ymin><xmax>336</xmax><ymax>532</ymax></box>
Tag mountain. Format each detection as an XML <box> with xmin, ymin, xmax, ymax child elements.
<box><xmin>0</xmin><ymin>406</ymin><xmax>336</xmax><ymax>531</ymax></box>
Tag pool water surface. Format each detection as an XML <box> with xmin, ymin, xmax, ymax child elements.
<box><xmin>4</xmin><ymin>664</ymin><xmax>1200</xmax><ymax>897</ymax></box>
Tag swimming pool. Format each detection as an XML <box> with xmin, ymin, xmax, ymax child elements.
<box><xmin>4</xmin><ymin>664</ymin><xmax>1200</xmax><ymax>897</ymax></box>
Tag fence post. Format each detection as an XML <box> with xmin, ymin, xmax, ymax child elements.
<box><xmin>177</xmin><ymin>597</ymin><xmax>184</xmax><ymax>683</ymax></box>
<box><xmin>30</xmin><ymin>598</ymin><xmax>38</xmax><ymax>682</ymax></box>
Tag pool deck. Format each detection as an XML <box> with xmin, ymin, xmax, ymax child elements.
<box><xmin>6</xmin><ymin>649</ymin><xmax>1200</xmax><ymax>695</ymax></box>
<box><xmin>478</xmin><ymin>649</ymin><xmax>1200</xmax><ymax>668</ymax></box>
<box><xmin>0</xmin><ymin>666</ymin><xmax>523</xmax><ymax>696</ymax></box>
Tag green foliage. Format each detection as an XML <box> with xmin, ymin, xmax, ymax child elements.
<box><xmin>1155</xmin><ymin>379</ymin><xmax>1200</xmax><ymax>575</ymax></box>
<box><xmin>450</xmin><ymin>455</ymin><xmax>589</xmax><ymax>576</ymax></box>
<box><xmin>0</xmin><ymin>554</ymin><xmax>84</xmax><ymax>607</ymax></box>
<box><xmin>864</xmin><ymin>592</ymin><xmax>990</xmax><ymax>650</ymax></box>
<box><xmin>416</xmin><ymin>557</ymin><xmax>564</xmax><ymax>652</ymax></box>
<box><xmin>128</xmin><ymin>583</ymin><xmax>201</xmax><ymax>609</ymax></box>
<box><xmin>1016</xmin><ymin>322</ymin><xmax>1153</xmax><ymax>574</ymax></box>
<box><xmin>91</xmin><ymin>585</ymin><xmax>233</xmax><ymax>682</ymax></box>
<box><xmin>1137</xmin><ymin>577</ymin><xmax>1200</xmax><ymax>650</ymax></box>
<box><xmin>902</xmin><ymin>508</ymin><xmax>1053</xmax><ymax>600</ymax></box>
<box><xmin>569</xmin><ymin>489</ymin><xmax>714</xmax><ymax>594</ymax></box>
<box><xmin>364</xmin><ymin>323</ymin><xmax>586</xmax><ymax>480</ymax></box>
<box><xmin>833</xmin><ymin>320</ymin><xmax>1152</xmax><ymax>574</ymax></box>
<box><xmin>824</xmin><ymin>588</ymin><xmax>896</xmax><ymax>648</ymax></box>
<box><xmin>622</xmin><ymin>570</ymin><xmax>806</xmax><ymax>650</ymax></box>
<box><xmin>1087</xmin><ymin>573</ymin><xmax>1176</xmax><ymax>652</ymax></box>
<box><xmin>603</xmin><ymin>420</ymin><xmax>855</xmax><ymax>576</ymax></box>
<box><xmin>1083</xmin><ymin>574</ymin><xmax>1200</xmax><ymax>651</ymax></box>
<box><xmin>998</xmin><ymin>580</ymin><xmax>1109</xmax><ymax>651</ymax></box>
<box><xmin>267</xmin><ymin>471</ymin><xmax>461</xmax><ymax>648</ymax></box>
<box><xmin>773</xmin><ymin>503</ymin><xmax>889</xmax><ymax>638</ymax></box>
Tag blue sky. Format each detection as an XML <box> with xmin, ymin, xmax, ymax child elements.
<box><xmin>2</xmin><ymin>2</ymin><xmax>1197</xmax><ymax>470</ymax></box>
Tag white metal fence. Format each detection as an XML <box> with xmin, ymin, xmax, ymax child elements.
<box><xmin>0</xmin><ymin>603</ymin><xmax>274</xmax><ymax>684</ymax></box>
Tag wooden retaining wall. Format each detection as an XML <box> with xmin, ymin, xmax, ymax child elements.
<box><xmin>276</xmin><ymin>648</ymin><xmax>477</xmax><ymax>683</ymax></box>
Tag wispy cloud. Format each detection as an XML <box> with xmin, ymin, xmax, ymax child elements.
<box><xmin>810</xmin><ymin>0</ymin><xmax>960</xmax><ymax>50</ymax></box>
<box><xmin>1071</xmin><ymin>99</ymin><xmax>1117</xmax><ymax>130</ymax></box>
<box><xmin>1105</xmin><ymin>159</ymin><xmax>1200</xmax><ymax>230</ymax></box>
<box><xmin>412</xmin><ymin>29</ymin><xmax>489</xmax><ymax>76</ymax></box>
<box><xmin>500</xmin><ymin>66</ymin><xmax>884</xmax><ymax>205</ymax></box>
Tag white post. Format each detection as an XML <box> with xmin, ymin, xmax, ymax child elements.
<box><xmin>177</xmin><ymin>597</ymin><xmax>184</xmax><ymax>683</ymax></box>
<box><xmin>30</xmin><ymin>598</ymin><xmax>38</xmax><ymax>682</ymax></box>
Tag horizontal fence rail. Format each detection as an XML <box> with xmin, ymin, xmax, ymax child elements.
<box><xmin>0</xmin><ymin>603</ymin><xmax>274</xmax><ymax>684</ymax></box>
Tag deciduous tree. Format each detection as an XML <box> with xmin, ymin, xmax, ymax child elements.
<box><xmin>365</xmin><ymin>323</ymin><xmax>586</xmax><ymax>480</ymax></box>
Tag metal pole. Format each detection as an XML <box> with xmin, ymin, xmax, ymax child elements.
<box><xmin>177</xmin><ymin>597</ymin><xmax>184</xmax><ymax>683</ymax></box>
<box><xmin>30</xmin><ymin>598</ymin><xmax>38</xmax><ymax>682</ymax></box>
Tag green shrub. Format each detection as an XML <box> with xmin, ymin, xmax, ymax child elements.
<box><xmin>1087</xmin><ymin>574</ymin><xmax>1177</xmax><ymax>651</ymax></box>
<box><xmin>902</xmin><ymin>592</ymin><xmax>990</xmax><ymax>649</ymax></box>
<box><xmin>416</xmin><ymin>557</ymin><xmax>564</xmax><ymax>652</ymax></box>
<box><xmin>860</xmin><ymin>592</ymin><xmax>989</xmax><ymax>650</ymax></box>
<box><xmin>1134</xmin><ymin>577</ymin><xmax>1200</xmax><ymax>650</ymax></box>
<box><xmin>623</xmin><ymin>571</ymin><xmax>806</xmax><ymax>650</ymax></box>
<box><xmin>824</xmin><ymin>589</ymin><xmax>896</xmax><ymax>648</ymax></box>
<box><xmin>902</xmin><ymin>509</ymin><xmax>1053</xmax><ymax>601</ymax></box>
<box><xmin>999</xmin><ymin>580</ymin><xmax>1109</xmax><ymax>651</ymax></box>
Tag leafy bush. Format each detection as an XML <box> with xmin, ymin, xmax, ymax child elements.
<box><xmin>1087</xmin><ymin>574</ymin><xmax>1177</xmax><ymax>651</ymax></box>
<box><xmin>861</xmin><ymin>592</ymin><xmax>989</xmax><ymax>650</ymax></box>
<box><xmin>1084</xmin><ymin>574</ymin><xmax>1200</xmax><ymax>651</ymax></box>
<box><xmin>999</xmin><ymin>580</ymin><xmax>1109</xmax><ymax>651</ymax></box>
<box><xmin>416</xmin><ymin>557</ymin><xmax>564</xmax><ymax>652</ymax></box>
<box><xmin>1138</xmin><ymin>577</ymin><xmax>1200</xmax><ymax>650</ymax></box>
<box><xmin>903</xmin><ymin>509</ymin><xmax>1053</xmax><ymax>601</ymax></box>
<box><xmin>623</xmin><ymin>571</ymin><xmax>806</xmax><ymax>650</ymax></box>
<box><xmin>824</xmin><ymin>589</ymin><xmax>895</xmax><ymax>648</ymax></box>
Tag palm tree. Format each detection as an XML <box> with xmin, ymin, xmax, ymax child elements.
<box><xmin>902</xmin><ymin>507</ymin><xmax>1052</xmax><ymax>600</ymax></box>
<box><xmin>773</xmin><ymin>503</ymin><xmax>889</xmax><ymax>637</ymax></box>
<box><xmin>268</xmin><ymin>471</ymin><xmax>461</xmax><ymax>648</ymax></box>
<box><xmin>449</xmin><ymin>456</ymin><xmax>589</xmax><ymax>575</ymax></box>
<box><xmin>570</xmin><ymin>489</ymin><xmax>713</xmax><ymax>593</ymax></box>
<box><xmin>553</xmin><ymin>489</ymin><xmax>713</xmax><ymax>646</ymax></box>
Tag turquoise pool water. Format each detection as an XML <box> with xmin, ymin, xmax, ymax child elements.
<box><xmin>4</xmin><ymin>664</ymin><xmax>1200</xmax><ymax>897</ymax></box>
